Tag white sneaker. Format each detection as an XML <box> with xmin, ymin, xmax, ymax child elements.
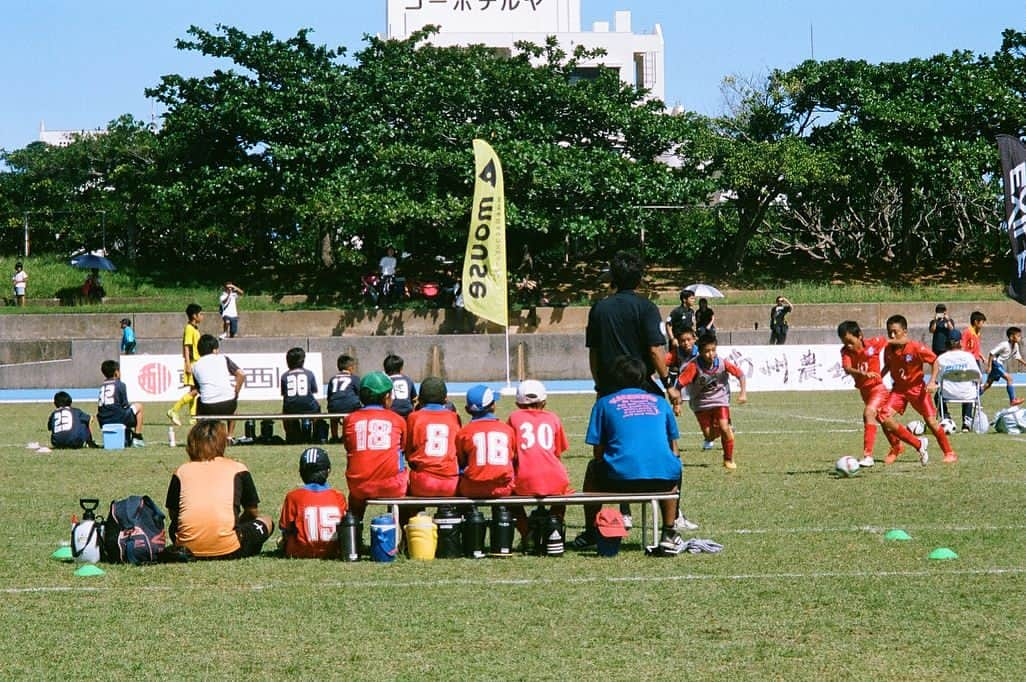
<box><xmin>918</xmin><ymin>437</ymin><xmax>929</xmax><ymax>466</ymax></box>
<box><xmin>674</xmin><ymin>513</ymin><xmax>699</xmax><ymax>531</ymax></box>
<box><xmin>858</xmin><ymin>456</ymin><xmax>875</xmax><ymax>467</ymax></box>
<box><xmin>702</xmin><ymin>440</ymin><xmax>715</xmax><ymax>450</ymax></box>
<box><xmin>658</xmin><ymin>533</ymin><xmax>686</xmax><ymax>555</ymax></box>
<box><xmin>621</xmin><ymin>514</ymin><xmax>633</xmax><ymax>531</ymax></box>
<box><xmin>166</xmin><ymin>409</ymin><xmax>181</xmax><ymax>426</ymax></box>
<box><xmin>218</xmin><ymin>333</ymin><xmax>228</xmax><ymax>340</ymax></box>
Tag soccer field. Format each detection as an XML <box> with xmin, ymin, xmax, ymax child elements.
<box><xmin>3</xmin><ymin>391</ymin><xmax>1026</xmax><ymax>679</ymax></box>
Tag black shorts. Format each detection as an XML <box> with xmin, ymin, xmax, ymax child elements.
<box><xmin>588</xmin><ymin>459</ymin><xmax>679</xmax><ymax>493</ymax></box>
<box><xmin>234</xmin><ymin>519</ymin><xmax>271</xmax><ymax>558</ymax></box>
<box><xmin>196</xmin><ymin>398</ymin><xmax>238</xmax><ymax>416</ymax></box>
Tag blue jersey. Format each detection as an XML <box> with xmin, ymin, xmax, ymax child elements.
<box><xmin>326</xmin><ymin>372</ymin><xmax>362</xmax><ymax>413</ymax></box>
<box><xmin>585</xmin><ymin>388</ymin><xmax>681</xmax><ymax>481</ymax></box>
<box><xmin>97</xmin><ymin>379</ymin><xmax>131</xmax><ymax>426</ymax></box>
<box><xmin>281</xmin><ymin>368</ymin><xmax>320</xmax><ymax>413</ymax></box>
<box><xmin>388</xmin><ymin>373</ymin><xmax>417</xmax><ymax>418</ymax></box>
<box><xmin>48</xmin><ymin>407</ymin><xmax>91</xmax><ymax>448</ymax></box>
<box><xmin>121</xmin><ymin>327</ymin><xmax>136</xmax><ymax>353</ymax></box>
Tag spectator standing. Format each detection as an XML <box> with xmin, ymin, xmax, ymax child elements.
<box><xmin>769</xmin><ymin>296</ymin><xmax>793</xmax><ymax>344</ymax></box>
<box><xmin>11</xmin><ymin>262</ymin><xmax>27</xmax><ymax>306</ymax></box>
<box><xmin>929</xmin><ymin>304</ymin><xmax>955</xmax><ymax>356</ymax></box>
<box><xmin>218</xmin><ymin>282</ymin><xmax>244</xmax><ymax>339</ymax></box>
<box><xmin>695</xmin><ymin>298</ymin><xmax>716</xmax><ymax>338</ymax></box>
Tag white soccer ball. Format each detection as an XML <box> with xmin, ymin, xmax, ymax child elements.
<box><xmin>835</xmin><ymin>455</ymin><xmax>861</xmax><ymax>477</ymax></box>
<box><xmin>938</xmin><ymin>417</ymin><xmax>957</xmax><ymax>435</ymax></box>
<box><xmin>907</xmin><ymin>419</ymin><xmax>926</xmax><ymax>436</ymax></box>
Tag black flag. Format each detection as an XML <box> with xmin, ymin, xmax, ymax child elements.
<box><xmin>999</xmin><ymin>134</ymin><xmax>1026</xmax><ymax>304</ymax></box>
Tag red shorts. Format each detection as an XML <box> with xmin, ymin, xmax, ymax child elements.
<box><xmin>347</xmin><ymin>471</ymin><xmax>409</xmax><ymax>507</ymax></box>
<box><xmin>859</xmin><ymin>384</ymin><xmax>890</xmax><ymax>412</ymax></box>
<box><xmin>696</xmin><ymin>406</ymin><xmax>730</xmax><ymax>433</ymax></box>
<box><xmin>879</xmin><ymin>387</ymin><xmax>935</xmax><ymax>420</ymax></box>
<box><xmin>408</xmin><ymin>471</ymin><xmax>459</xmax><ymax>497</ymax></box>
<box><xmin>457</xmin><ymin>478</ymin><xmax>514</xmax><ymax>498</ymax></box>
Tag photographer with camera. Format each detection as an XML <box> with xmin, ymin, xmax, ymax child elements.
<box><xmin>929</xmin><ymin>303</ymin><xmax>956</xmax><ymax>356</ymax></box>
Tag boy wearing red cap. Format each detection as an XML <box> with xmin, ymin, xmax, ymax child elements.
<box><xmin>455</xmin><ymin>385</ymin><xmax>517</xmax><ymax>497</ymax></box>
<box><xmin>343</xmin><ymin>372</ymin><xmax>408</xmax><ymax>519</ymax></box>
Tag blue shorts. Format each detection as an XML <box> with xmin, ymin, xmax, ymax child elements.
<box><xmin>988</xmin><ymin>362</ymin><xmax>1008</xmax><ymax>383</ymax></box>
<box><xmin>222</xmin><ymin>316</ymin><xmax>239</xmax><ymax>337</ymax></box>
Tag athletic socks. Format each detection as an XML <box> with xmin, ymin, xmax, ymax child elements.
<box><xmin>893</xmin><ymin>424</ymin><xmax>924</xmax><ymax>449</ymax></box>
<box><xmin>171</xmin><ymin>392</ymin><xmax>193</xmax><ymax>413</ymax></box>
<box><xmin>723</xmin><ymin>436</ymin><xmax>735</xmax><ymax>462</ymax></box>
<box><xmin>931</xmin><ymin>422</ymin><xmax>955</xmax><ymax>457</ymax></box>
<box><xmin>863</xmin><ymin>423</ymin><xmax>879</xmax><ymax>456</ymax></box>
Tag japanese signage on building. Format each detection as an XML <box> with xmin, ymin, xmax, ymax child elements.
<box><xmin>390</xmin><ymin>0</ymin><xmax>562</xmax><ymax>35</ymax></box>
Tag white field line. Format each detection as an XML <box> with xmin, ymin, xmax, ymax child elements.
<box><xmin>6</xmin><ymin>566</ymin><xmax>1026</xmax><ymax>594</ymax></box>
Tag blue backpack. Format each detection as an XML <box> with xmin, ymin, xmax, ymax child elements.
<box><xmin>102</xmin><ymin>496</ymin><xmax>167</xmax><ymax>564</ymax></box>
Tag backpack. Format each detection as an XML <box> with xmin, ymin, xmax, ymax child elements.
<box><xmin>993</xmin><ymin>406</ymin><xmax>1026</xmax><ymax>435</ymax></box>
<box><xmin>102</xmin><ymin>496</ymin><xmax>167</xmax><ymax>564</ymax></box>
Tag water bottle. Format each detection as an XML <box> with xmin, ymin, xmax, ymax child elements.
<box><xmin>337</xmin><ymin>512</ymin><xmax>361</xmax><ymax>562</ymax></box>
<box><xmin>433</xmin><ymin>506</ymin><xmax>463</xmax><ymax>559</ymax></box>
<box><xmin>71</xmin><ymin>499</ymin><xmax>102</xmax><ymax>564</ymax></box>
<box><xmin>490</xmin><ymin>506</ymin><xmax>514</xmax><ymax>556</ymax></box>
<box><xmin>461</xmin><ymin>507</ymin><xmax>487</xmax><ymax>559</ymax></box>
<box><xmin>244</xmin><ymin>420</ymin><xmax>256</xmax><ymax>440</ymax></box>
<box><xmin>544</xmin><ymin>513</ymin><xmax>565</xmax><ymax>557</ymax></box>
<box><xmin>527</xmin><ymin>506</ymin><xmax>549</xmax><ymax>555</ymax></box>
<box><xmin>369</xmin><ymin>514</ymin><xmax>398</xmax><ymax>562</ymax></box>
<box><xmin>168</xmin><ymin>426</ymin><xmax>176</xmax><ymax>447</ymax></box>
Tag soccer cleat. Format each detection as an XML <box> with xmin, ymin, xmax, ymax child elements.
<box><xmin>568</xmin><ymin>529</ymin><xmax>597</xmax><ymax>550</ymax></box>
<box><xmin>131</xmin><ymin>438</ymin><xmax>146</xmax><ymax>448</ymax></box>
<box><xmin>621</xmin><ymin>514</ymin><xmax>633</xmax><ymax>531</ymax></box>
<box><xmin>883</xmin><ymin>444</ymin><xmax>904</xmax><ymax>465</ymax></box>
<box><xmin>917</xmin><ymin>437</ymin><xmax>929</xmax><ymax>466</ymax></box>
<box><xmin>166</xmin><ymin>409</ymin><xmax>181</xmax><ymax>426</ymax></box>
<box><xmin>943</xmin><ymin>452</ymin><xmax>958</xmax><ymax>464</ymax></box>
<box><xmin>702</xmin><ymin>440</ymin><xmax>716</xmax><ymax>450</ymax></box>
<box><xmin>723</xmin><ymin>459</ymin><xmax>737</xmax><ymax>470</ymax></box>
<box><xmin>674</xmin><ymin>513</ymin><xmax>699</xmax><ymax>532</ymax></box>
<box><xmin>859</xmin><ymin>456</ymin><xmax>875</xmax><ymax>467</ymax></box>
<box><xmin>658</xmin><ymin>533</ymin><xmax>686</xmax><ymax>555</ymax></box>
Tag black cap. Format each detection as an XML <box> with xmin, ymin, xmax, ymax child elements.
<box><xmin>299</xmin><ymin>447</ymin><xmax>331</xmax><ymax>483</ymax></box>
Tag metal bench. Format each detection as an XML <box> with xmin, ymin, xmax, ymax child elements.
<box><xmin>367</xmin><ymin>492</ymin><xmax>680</xmax><ymax>549</ymax></box>
<box><xmin>193</xmin><ymin>413</ymin><xmax>351</xmax><ymax>421</ymax></box>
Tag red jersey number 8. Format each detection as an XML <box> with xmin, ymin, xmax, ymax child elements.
<box><xmin>471</xmin><ymin>431</ymin><xmax>509</xmax><ymax>466</ymax></box>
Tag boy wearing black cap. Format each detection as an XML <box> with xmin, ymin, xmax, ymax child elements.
<box><xmin>343</xmin><ymin>372</ymin><xmax>408</xmax><ymax>519</ymax></box>
<box><xmin>279</xmin><ymin>447</ymin><xmax>349</xmax><ymax>559</ymax></box>
<box><xmin>405</xmin><ymin>377</ymin><xmax>462</xmax><ymax>497</ymax></box>
<box><xmin>455</xmin><ymin>385</ymin><xmax>517</xmax><ymax>497</ymax></box>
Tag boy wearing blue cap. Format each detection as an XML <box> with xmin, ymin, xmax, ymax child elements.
<box><xmin>455</xmin><ymin>385</ymin><xmax>517</xmax><ymax>497</ymax></box>
<box><xmin>279</xmin><ymin>447</ymin><xmax>349</xmax><ymax>559</ymax></box>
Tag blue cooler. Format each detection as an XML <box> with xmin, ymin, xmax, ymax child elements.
<box><xmin>101</xmin><ymin>423</ymin><xmax>126</xmax><ymax>450</ymax></box>
<box><xmin>370</xmin><ymin>514</ymin><xmax>398</xmax><ymax>562</ymax></box>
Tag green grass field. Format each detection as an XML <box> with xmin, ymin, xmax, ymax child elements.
<box><xmin>3</xmin><ymin>391</ymin><xmax>1026</xmax><ymax>679</ymax></box>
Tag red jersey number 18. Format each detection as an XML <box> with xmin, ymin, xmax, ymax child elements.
<box><xmin>354</xmin><ymin>419</ymin><xmax>393</xmax><ymax>450</ymax></box>
<box><xmin>471</xmin><ymin>431</ymin><xmax>509</xmax><ymax>466</ymax></box>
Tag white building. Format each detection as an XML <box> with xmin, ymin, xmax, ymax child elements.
<box><xmin>38</xmin><ymin>121</ymin><xmax>105</xmax><ymax>147</ymax></box>
<box><xmin>385</xmin><ymin>0</ymin><xmax>665</xmax><ymax>102</ymax></box>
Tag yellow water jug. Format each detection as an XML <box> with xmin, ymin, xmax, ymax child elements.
<box><xmin>405</xmin><ymin>513</ymin><xmax>437</xmax><ymax>561</ymax></box>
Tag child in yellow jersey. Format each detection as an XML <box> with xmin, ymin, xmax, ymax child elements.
<box><xmin>167</xmin><ymin>303</ymin><xmax>203</xmax><ymax>426</ymax></box>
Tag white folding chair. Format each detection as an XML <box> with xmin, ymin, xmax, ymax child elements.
<box><xmin>938</xmin><ymin>367</ymin><xmax>983</xmax><ymax>427</ymax></box>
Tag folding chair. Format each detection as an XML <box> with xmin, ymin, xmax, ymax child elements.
<box><xmin>938</xmin><ymin>367</ymin><xmax>983</xmax><ymax>429</ymax></box>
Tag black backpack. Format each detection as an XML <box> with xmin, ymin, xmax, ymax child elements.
<box><xmin>102</xmin><ymin>496</ymin><xmax>167</xmax><ymax>564</ymax></box>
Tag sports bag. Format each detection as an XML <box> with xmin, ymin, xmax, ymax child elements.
<box><xmin>102</xmin><ymin>496</ymin><xmax>167</xmax><ymax>564</ymax></box>
<box><xmin>993</xmin><ymin>406</ymin><xmax>1026</xmax><ymax>434</ymax></box>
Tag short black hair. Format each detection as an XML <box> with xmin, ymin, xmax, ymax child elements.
<box><xmin>610</xmin><ymin>250</ymin><xmax>643</xmax><ymax>291</ymax></box>
<box><xmin>197</xmin><ymin>334</ymin><xmax>219</xmax><ymax>357</ymax></box>
<box><xmin>679</xmin><ymin>289</ymin><xmax>694</xmax><ymax>302</ymax></box>
<box><xmin>15</xmin><ymin>261</ymin><xmax>22</xmax><ymax>269</ymax></box>
<box><xmin>337</xmin><ymin>354</ymin><xmax>356</xmax><ymax>371</ymax></box>
<box><xmin>1007</xmin><ymin>326</ymin><xmax>1022</xmax><ymax>338</ymax></box>
<box><xmin>697</xmin><ymin>333</ymin><xmax>718</xmax><ymax>351</ymax></box>
<box><xmin>837</xmin><ymin>320</ymin><xmax>862</xmax><ymax>340</ymax></box>
<box><xmin>101</xmin><ymin>360</ymin><xmax>119</xmax><ymax>378</ymax></box>
<box><xmin>53</xmin><ymin>391</ymin><xmax>72</xmax><ymax>408</ymax></box>
<box><xmin>120</xmin><ymin>318</ymin><xmax>131</xmax><ymax>327</ymax></box>
<box><xmin>286</xmin><ymin>347</ymin><xmax>306</xmax><ymax>369</ymax></box>
<box><xmin>970</xmin><ymin>311</ymin><xmax>987</xmax><ymax>325</ymax></box>
<box><xmin>675</xmin><ymin>325</ymin><xmax>696</xmax><ymax>339</ymax></box>
<box><xmin>610</xmin><ymin>355</ymin><xmax>646</xmax><ymax>391</ymax></box>
<box><xmin>186</xmin><ymin>303</ymin><xmax>203</xmax><ymax>320</ymax></box>
<box><xmin>886</xmin><ymin>314</ymin><xmax>908</xmax><ymax>330</ymax></box>
<box><xmin>383</xmin><ymin>353</ymin><xmax>404</xmax><ymax>375</ymax></box>
<box><xmin>935</xmin><ymin>303</ymin><xmax>947</xmax><ymax>313</ymax></box>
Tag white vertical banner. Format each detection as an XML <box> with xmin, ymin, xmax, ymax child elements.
<box><xmin>118</xmin><ymin>353</ymin><xmax>323</xmax><ymax>402</ymax></box>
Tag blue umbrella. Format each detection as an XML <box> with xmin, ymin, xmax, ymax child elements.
<box><xmin>70</xmin><ymin>254</ymin><xmax>116</xmax><ymax>271</ymax></box>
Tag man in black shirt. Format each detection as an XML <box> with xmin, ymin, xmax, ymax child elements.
<box><xmin>665</xmin><ymin>289</ymin><xmax>696</xmax><ymax>351</ymax></box>
<box><xmin>769</xmin><ymin>295</ymin><xmax>793</xmax><ymax>345</ymax></box>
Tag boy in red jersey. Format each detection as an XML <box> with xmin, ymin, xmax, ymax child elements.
<box><xmin>676</xmin><ymin>334</ymin><xmax>747</xmax><ymax>470</ymax></box>
<box><xmin>665</xmin><ymin>327</ymin><xmax>698</xmax><ymax>416</ymax></box>
<box><xmin>837</xmin><ymin>320</ymin><xmax>906</xmax><ymax>467</ymax></box>
<box><xmin>343</xmin><ymin>372</ymin><xmax>408</xmax><ymax>519</ymax></box>
<box><xmin>405</xmin><ymin>377</ymin><xmax>462</xmax><ymax>497</ymax></box>
<box><xmin>279</xmin><ymin>447</ymin><xmax>348</xmax><ymax>559</ymax></box>
<box><xmin>507</xmin><ymin>379</ymin><xmax>571</xmax><ymax>537</ymax></box>
<box><xmin>455</xmin><ymin>385</ymin><xmax>517</xmax><ymax>497</ymax></box>
<box><xmin>879</xmin><ymin>314</ymin><xmax>957</xmax><ymax>464</ymax></box>
<box><xmin>961</xmin><ymin>311</ymin><xmax>986</xmax><ymax>370</ymax></box>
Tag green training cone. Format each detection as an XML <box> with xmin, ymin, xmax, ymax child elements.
<box><xmin>884</xmin><ymin>529</ymin><xmax>912</xmax><ymax>541</ymax></box>
<box><xmin>74</xmin><ymin>564</ymin><xmax>106</xmax><ymax>577</ymax></box>
<box><xmin>928</xmin><ymin>547</ymin><xmax>959</xmax><ymax>560</ymax></box>
<box><xmin>50</xmin><ymin>546</ymin><xmax>73</xmax><ymax>561</ymax></box>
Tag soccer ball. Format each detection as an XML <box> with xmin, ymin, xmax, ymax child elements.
<box><xmin>835</xmin><ymin>455</ymin><xmax>861</xmax><ymax>477</ymax></box>
<box><xmin>907</xmin><ymin>419</ymin><xmax>926</xmax><ymax>436</ymax></box>
<box><xmin>939</xmin><ymin>418</ymin><xmax>957</xmax><ymax>435</ymax></box>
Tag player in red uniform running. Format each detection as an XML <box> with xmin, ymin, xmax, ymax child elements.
<box><xmin>455</xmin><ymin>385</ymin><xmax>517</xmax><ymax>497</ymax></box>
<box><xmin>278</xmin><ymin>447</ymin><xmax>348</xmax><ymax>559</ymax></box>
<box><xmin>343</xmin><ymin>372</ymin><xmax>408</xmax><ymax>519</ymax></box>
<box><xmin>837</xmin><ymin>320</ymin><xmax>910</xmax><ymax>467</ymax></box>
<box><xmin>879</xmin><ymin>314</ymin><xmax>957</xmax><ymax>464</ymax></box>
<box><xmin>405</xmin><ymin>376</ymin><xmax>461</xmax><ymax>497</ymax></box>
<box><xmin>507</xmin><ymin>379</ymin><xmax>571</xmax><ymax>537</ymax></box>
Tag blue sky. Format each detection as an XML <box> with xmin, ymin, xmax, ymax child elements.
<box><xmin>0</xmin><ymin>0</ymin><xmax>1017</xmax><ymax>153</ymax></box>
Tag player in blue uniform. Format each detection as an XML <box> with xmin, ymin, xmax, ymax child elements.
<box><xmin>281</xmin><ymin>347</ymin><xmax>322</xmax><ymax>444</ymax></box>
<box><xmin>47</xmin><ymin>391</ymin><xmax>97</xmax><ymax>449</ymax></box>
<box><xmin>384</xmin><ymin>353</ymin><xmax>417</xmax><ymax>418</ymax></box>
<box><xmin>326</xmin><ymin>354</ymin><xmax>362</xmax><ymax>443</ymax></box>
<box><xmin>97</xmin><ymin>360</ymin><xmax>145</xmax><ymax>447</ymax></box>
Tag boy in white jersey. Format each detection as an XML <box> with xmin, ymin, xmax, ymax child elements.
<box><xmin>983</xmin><ymin>326</ymin><xmax>1026</xmax><ymax>406</ymax></box>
